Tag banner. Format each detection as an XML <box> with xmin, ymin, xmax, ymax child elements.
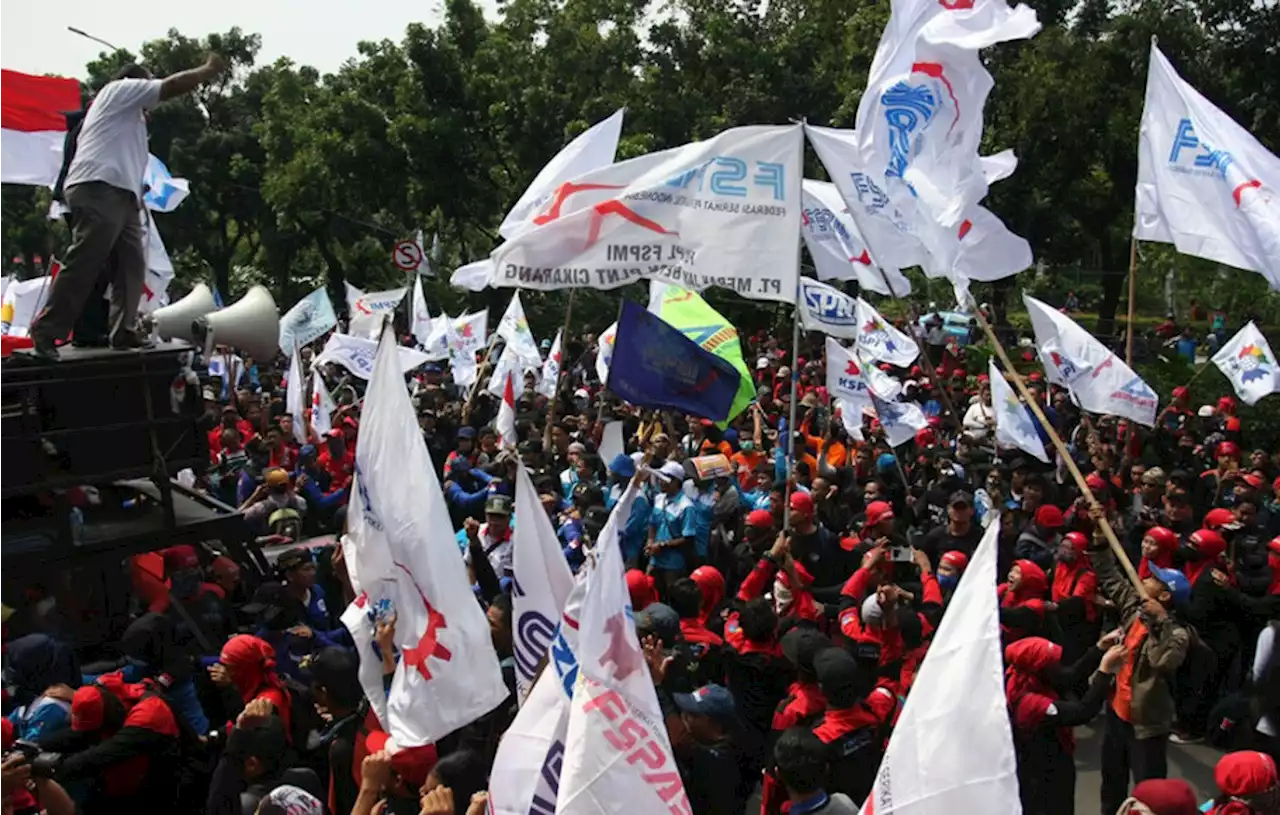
<box><xmin>826</xmin><ymin>337</ymin><xmax>902</xmax><ymax>410</ymax></box>
<box><xmin>410</xmin><ymin>275</ymin><xmax>433</xmax><ymax>347</ymax></box>
<box><xmin>596</xmin><ymin>321</ymin><xmax>618</xmax><ymax>385</ymax></box>
<box><xmin>279</xmin><ymin>286</ymin><xmax>338</xmax><ymax>353</ymax></box>
<box><xmin>142</xmin><ymin>154</ymin><xmax>190</xmax><ymax>213</ymax></box>
<box><xmin>452</xmin><ymin>310</ymin><xmax>489</xmax><ymax>356</ymax></box>
<box><xmin>798</xmin><ymin>277</ymin><xmax>860</xmax><ymax>337</ymax></box>
<box><xmin>536</xmin><ymin>328</ymin><xmax>563</xmax><ymax>398</ymax></box>
<box><xmin>1135</xmin><ymin>44</ymin><xmax>1280</xmax><ymax>288</ymax></box>
<box><xmin>648</xmin><ymin>282</ymin><xmax>755</xmax><ymax>422</ymax></box>
<box><xmin>445</xmin><ymin>315</ymin><xmax>479</xmax><ymax>389</ymax></box>
<box><xmin>345</xmin><ymin>283</ymin><xmax>407</xmax><ymax>341</ymax></box>
<box><xmin>315</xmin><ymin>332</ymin><xmax>431</xmax><ymax>380</ymax></box>
<box><xmin>491</xmin><ymin>125</ymin><xmax>804</xmax><ymax>303</ymax></box>
<box><xmin>285</xmin><ymin>347</ymin><xmax>308</xmax><ymax>445</ymax></box>
<box><xmin>608</xmin><ymin>300</ymin><xmax>741</xmax><ymax>421</ymax></box>
<box><xmin>854</xmin><ymin>297</ymin><xmax>921</xmax><ymax>368</ymax></box>
<box><xmin>801</xmin><ymin>180</ymin><xmax>912</xmax><ymax>296</ymax></box>
<box><xmin>497</xmin><ymin>292</ymin><xmax>542</xmax><ymax>369</ymax></box>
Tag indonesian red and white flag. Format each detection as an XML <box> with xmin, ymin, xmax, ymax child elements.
<box><xmin>497</xmin><ymin>371</ymin><xmax>519</xmax><ymax>449</ymax></box>
<box><xmin>1</xmin><ymin>70</ymin><xmax>80</xmax><ymax>187</ymax></box>
<box><xmin>311</xmin><ymin>372</ymin><xmax>337</xmax><ymax>438</ymax></box>
<box><xmin>353</xmin><ymin>324</ymin><xmax>508</xmax><ymax>747</ymax></box>
<box><xmin>861</xmin><ymin>517</ymin><xmax>1019</xmax><ymax>814</ymax></box>
<box><xmin>557</xmin><ymin>481</ymin><xmax>690</xmax><ymax>814</ymax></box>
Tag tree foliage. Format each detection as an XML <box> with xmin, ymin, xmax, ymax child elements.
<box><xmin>3</xmin><ymin>0</ymin><xmax>1277</xmax><ymax>338</ymax></box>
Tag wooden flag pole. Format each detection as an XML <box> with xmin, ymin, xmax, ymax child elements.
<box><xmin>462</xmin><ymin>333</ymin><xmax>498</xmax><ymax>424</ymax></box>
<box><xmin>974</xmin><ymin>307</ymin><xmax>1148</xmax><ymax>597</ymax></box>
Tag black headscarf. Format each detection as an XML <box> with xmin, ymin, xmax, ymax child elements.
<box><xmin>3</xmin><ymin>634</ymin><xmax>80</xmax><ymax>705</ymax></box>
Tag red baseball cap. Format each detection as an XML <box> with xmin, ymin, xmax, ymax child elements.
<box><xmin>1034</xmin><ymin>504</ymin><xmax>1065</xmax><ymax>529</ymax></box>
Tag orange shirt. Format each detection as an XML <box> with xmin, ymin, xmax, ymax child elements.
<box><xmin>732</xmin><ymin>450</ymin><xmax>766</xmax><ymax>488</ymax></box>
<box><xmin>1111</xmin><ymin>618</ymin><xmax>1148</xmax><ymax>722</ymax></box>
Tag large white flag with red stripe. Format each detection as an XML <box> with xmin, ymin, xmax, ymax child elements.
<box><xmin>861</xmin><ymin>518</ymin><xmax>1018</xmax><ymax>814</ymax></box>
<box><xmin>311</xmin><ymin>371</ymin><xmax>337</xmax><ymax>438</ymax></box>
<box><xmin>0</xmin><ymin>70</ymin><xmax>80</xmax><ymax>187</ymax></box>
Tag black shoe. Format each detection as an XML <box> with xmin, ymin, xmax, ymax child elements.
<box><xmin>28</xmin><ymin>332</ymin><xmax>61</xmax><ymax>362</ymax></box>
<box><xmin>110</xmin><ymin>331</ymin><xmax>154</xmax><ymax>351</ymax></box>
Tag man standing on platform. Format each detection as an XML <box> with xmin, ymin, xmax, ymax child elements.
<box><xmin>29</xmin><ymin>54</ymin><xmax>228</xmax><ymax>360</ymax></box>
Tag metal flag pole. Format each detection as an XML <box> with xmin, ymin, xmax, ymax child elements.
<box><xmin>974</xmin><ymin>306</ymin><xmax>1148</xmax><ymax>596</ymax></box>
<box><xmin>783</xmin><ymin>266</ymin><xmax>802</xmax><ymax>532</ymax></box>
<box><xmin>1125</xmin><ymin>236</ymin><xmax>1139</xmax><ymax>367</ymax></box>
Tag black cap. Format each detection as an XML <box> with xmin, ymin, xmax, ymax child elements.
<box><xmin>275</xmin><ymin>548</ymin><xmax>312</xmax><ymax>572</ymax></box>
<box><xmin>948</xmin><ymin>489</ymin><xmax>974</xmax><ymax>507</ymax></box>
<box><xmin>634</xmin><ymin>602</ymin><xmax>680</xmax><ymax>647</ymax></box>
<box><xmin>241</xmin><ymin>582</ymin><xmax>287</xmax><ymax>617</ymax></box>
<box><xmin>813</xmin><ymin>647</ymin><xmax>861</xmax><ymax>708</ymax></box>
<box><xmin>780</xmin><ymin>628</ymin><xmax>831</xmax><ymax>674</ymax></box>
<box><xmin>1007</xmin><ymin>456</ymin><xmax>1029</xmax><ymax>473</ymax></box>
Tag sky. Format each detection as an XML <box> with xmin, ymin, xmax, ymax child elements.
<box><xmin>2</xmin><ymin>0</ymin><xmax>497</xmax><ymax>79</ymax></box>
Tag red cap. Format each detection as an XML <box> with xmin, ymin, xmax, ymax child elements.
<box><xmin>1172</xmin><ymin>386</ymin><xmax>1189</xmax><ymax>400</ymax></box>
<box><xmin>940</xmin><ymin>550</ymin><xmax>969</xmax><ymax>571</ymax></box>
<box><xmin>951</xmin><ymin>369</ymin><xmax>965</xmax><ymax>379</ymax></box>
<box><xmin>976</xmin><ymin>373</ymin><xmax>989</xmax><ymax>383</ymax></box>
<box><xmin>1226</xmin><ymin>417</ymin><xmax>1241</xmax><ymax>432</ymax></box>
<box><xmin>934</xmin><ymin>366</ymin><xmax>946</xmax><ymax>377</ymax></box>
<box><xmin>162</xmin><ymin>545</ymin><xmax>199</xmax><ymax>571</ymax></box>
<box><xmin>72</xmin><ymin>686</ymin><xmax>105</xmax><ymax>732</ymax></box>
<box><xmin>865</xmin><ymin>500</ymin><xmax>895</xmax><ymax>528</ymax></box>
<box><xmin>1217</xmin><ymin>441</ymin><xmax>1241</xmax><ymax>459</ymax></box>
<box><xmin>625</xmin><ymin>569</ymin><xmax>658</xmax><ymax>611</ymax></box>
<box><xmin>1145</xmin><ymin>526</ymin><xmax>1179</xmax><ymax>551</ymax></box>
<box><xmin>1028</xmin><ymin>371</ymin><xmax>1044</xmax><ymax>383</ymax></box>
<box><xmin>1218</xmin><ymin>396</ymin><xmax>1237</xmax><ymax>413</ymax></box>
<box><xmin>915</xmin><ymin>428</ymin><xmax>937</xmax><ymax>447</ymax></box>
<box><xmin>789</xmin><ymin>491</ymin><xmax>814</xmax><ymax>516</ymax></box>
<box><xmin>1204</xmin><ymin>508</ymin><xmax>1235</xmax><ymax>529</ymax></box>
<box><xmin>1215</xmin><ymin>750</ymin><xmax>1278</xmax><ymax>798</ymax></box>
<box><xmin>1034</xmin><ymin>504</ymin><xmax>1065</xmax><ymax>529</ymax></box>
<box><xmin>745</xmin><ymin>509</ymin><xmax>774</xmax><ymax>529</ymax></box>
<box><xmin>1085</xmin><ymin>472</ymin><xmax>1106</xmax><ymax>491</ymax></box>
<box><xmin>909</xmin><ymin>366</ymin><xmax>922</xmax><ymax>377</ymax></box>
<box><xmin>1244</xmin><ymin>473</ymin><xmax>1264</xmax><ymax>489</ymax></box>
<box><xmin>1189</xmin><ymin>528</ymin><xmax>1228</xmax><ymax>559</ymax></box>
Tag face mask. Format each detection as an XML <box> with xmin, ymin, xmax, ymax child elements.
<box><xmin>938</xmin><ymin>573</ymin><xmax>959</xmax><ymax>590</ymax></box>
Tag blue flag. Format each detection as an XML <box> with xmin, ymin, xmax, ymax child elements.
<box><xmin>607</xmin><ymin>300</ymin><xmax>741</xmax><ymax>421</ymax></box>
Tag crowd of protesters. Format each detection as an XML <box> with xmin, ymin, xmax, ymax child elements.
<box><xmin>4</xmin><ymin>305</ymin><xmax>1280</xmax><ymax>815</ymax></box>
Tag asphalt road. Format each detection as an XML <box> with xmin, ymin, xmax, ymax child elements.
<box><xmin>1072</xmin><ymin>722</ymin><xmax>1222</xmax><ymax>814</ymax></box>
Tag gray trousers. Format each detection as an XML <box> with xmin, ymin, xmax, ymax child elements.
<box><xmin>34</xmin><ymin>181</ymin><xmax>145</xmax><ymax>343</ymax></box>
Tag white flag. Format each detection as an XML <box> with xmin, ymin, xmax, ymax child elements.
<box><xmin>355</xmin><ymin>324</ymin><xmax>509</xmax><ymax>746</ymax></box>
<box><xmin>798</xmin><ymin>277</ymin><xmax>861</xmax><ymax>338</ymax></box>
<box><xmin>445</xmin><ymin>315</ymin><xmax>479</xmax><ymax>389</ymax></box>
<box><xmin>854</xmin><ymin>297</ymin><xmax>921</xmax><ymax>367</ymax></box>
<box><xmin>489</xmin><ymin>343</ymin><xmax>538</xmax><ymax>398</ymax></box>
<box><xmin>497</xmin><ymin>371</ymin><xmax>519</xmax><ymax>449</ymax></box>
<box><xmin>800</xmin><ymin>180</ymin><xmax>912</xmax><ymax>296</ymax></box>
<box><xmin>451</xmin><ymin>259</ymin><xmax>494</xmax><ymax>292</ymax></box>
<box><xmin>414</xmin><ymin>229</ymin><xmax>434</xmax><ymax>277</ymax></box>
<box><xmin>411</xmin><ymin>275</ymin><xmax>433</xmax><ymax>347</ymax></box>
<box><xmin>989</xmin><ymin>358</ymin><xmax>1048</xmax><ymax>463</ymax></box>
<box><xmin>1135</xmin><ymin>44</ymin><xmax>1280</xmax><ymax>287</ymax></box>
<box><xmin>421</xmin><ymin>315</ymin><xmax>452</xmax><ymax>362</ymax></box>
<box><xmin>285</xmin><ymin>347</ymin><xmax>308</xmax><ymax>445</ymax></box>
<box><xmin>311</xmin><ymin>373</ymin><xmax>337</xmax><ymax>439</ymax></box>
<box><xmin>511</xmin><ymin>463</ymin><xmax>574</xmax><ymax>703</ymax></box>
<box><xmin>1024</xmin><ymin>294</ymin><xmax>1158</xmax><ymax>427</ymax></box>
<box><xmin>0</xmin><ymin>275</ymin><xmax>52</xmax><ymax>336</ymax></box>
<box><xmin>557</xmin><ymin>482</ymin><xmax>690</xmax><ymax>814</ymax></box>
<box><xmin>315</xmin><ymin>332</ymin><xmax>431</xmax><ymax>380</ymax></box>
<box><xmin>537</xmin><ymin>329</ymin><xmax>564</xmax><ymax>398</ymax></box>
<box><xmin>279</xmin><ymin>286</ymin><xmax>339</xmax><ymax>354</ymax></box>
<box><xmin>868</xmin><ymin>389</ymin><xmax>928</xmax><ymax>449</ymax></box>
<box><xmin>837</xmin><ymin>398</ymin><xmax>868</xmax><ymax>442</ymax></box>
<box><xmin>345</xmin><ymin>283</ymin><xmax>407</xmax><ymax>341</ymax></box>
<box><xmin>491</xmin><ymin>125</ymin><xmax>803</xmax><ymax>304</ymax></box>
<box><xmin>142</xmin><ymin>153</ymin><xmax>190</xmax><ymax>213</ymax></box>
<box><xmin>861</xmin><ymin>517</ymin><xmax>1018</xmax><ymax>814</ymax></box>
<box><xmin>452</xmin><ymin>310</ymin><xmax>489</xmax><ymax>356</ymax></box>
<box><xmin>489</xmin><ymin>570</ymin><xmax>590</xmax><ymax>815</ymax></box>
<box><xmin>1212</xmin><ymin>321</ymin><xmax>1280</xmax><ymax>406</ymax></box>
<box><xmin>498</xmin><ymin>292</ymin><xmax>543</xmax><ymax>369</ymax></box>
<box><xmin>854</xmin><ymin>0</ymin><xmax>1039</xmax><ymax>229</ymax></box>
<box><xmin>826</xmin><ymin>337</ymin><xmax>902</xmax><ymax>409</ymax></box>
<box><xmin>501</xmin><ymin>108</ymin><xmax>626</xmax><ymax>240</ymax></box>
<box><xmin>596</xmin><ymin>322</ymin><xmax>618</xmax><ymax>385</ymax></box>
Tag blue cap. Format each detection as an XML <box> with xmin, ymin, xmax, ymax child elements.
<box><xmin>457</xmin><ymin>426</ymin><xmax>477</xmax><ymax>439</ymax></box>
<box><xmin>877</xmin><ymin>453</ymin><xmax>897</xmax><ymax>472</ymax></box>
<box><xmin>423</xmin><ymin>363</ymin><xmax>442</xmax><ymax>373</ymax></box>
<box><xmin>722</xmin><ymin>428</ymin><xmax>739</xmax><ymax>447</ymax></box>
<box><xmin>299</xmin><ymin>444</ymin><xmax>317</xmax><ymax>459</ymax></box>
<box><xmin>1148</xmin><ymin>564</ymin><xmax>1192</xmax><ymax>607</ymax></box>
<box><xmin>540</xmin><ymin>339</ymin><xmax>553</xmax><ymax>350</ymax></box>
<box><xmin>673</xmin><ymin>684</ymin><xmax>736</xmax><ymax>721</ymax></box>
<box><xmin>607</xmin><ymin>453</ymin><xmax>636</xmax><ymax>478</ymax></box>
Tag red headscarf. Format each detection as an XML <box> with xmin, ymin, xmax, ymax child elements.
<box><xmin>1185</xmin><ymin>528</ymin><xmax>1227</xmax><ymax>588</ymax></box>
<box><xmin>690</xmin><ymin>566</ymin><xmax>725</xmax><ymax>626</ymax></box>
<box><xmin>220</xmin><ymin>634</ymin><xmax>292</xmax><ymax>736</ymax></box>
<box><xmin>1052</xmin><ymin>532</ymin><xmax>1097</xmax><ymax>622</ymax></box>
<box><xmin>1212</xmin><ymin>751</ymin><xmax>1278</xmax><ymax>814</ymax></box>
<box><xmin>1002</xmin><ymin>559</ymin><xmax>1049</xmax><ymax>606</ymax></box>
<box><xmin>1004</xmin><ymin>637</ymin><xmax>1072</xmax><ymax>751</ymax></box>
<box><xmin>1139</xmin><ymin>526</ymin><xmax>1179</xmax><ymax>580</ymax></box>
<box><xmin>626</xmin><ymin>570</ymin><xmax>658</xmax><ymax>612</ymax></box>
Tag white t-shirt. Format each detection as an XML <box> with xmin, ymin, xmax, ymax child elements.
<box><xmin>64</xmin><ymin>78</ymin><xmax>164</xmax><ymax>198</ymax></box>
<box><xmin>963</xmin><ymin>401</ymin><xmax>994</xmax><ymax>440</ymax></box>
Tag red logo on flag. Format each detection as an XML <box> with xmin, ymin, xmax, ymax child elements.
<box><xmin>394</xmin><ymin>562</ymin><xmax>453</xmax><ymax>680</ymax></box>
<box><xmin>599</xmin><ymin>613</ymin><xmax>644</xmax><ymax>681</ymax></box>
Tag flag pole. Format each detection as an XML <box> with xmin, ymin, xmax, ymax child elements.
<box><xmin>783</xmin><ymin>280</ymin><xmax>801</xmax><ymax>531</ymax></box>
<box><xmin>543</xmin><ymin>289</ymin><xmax>577</xmax><ymax>451</ymax></box>
<box><xmin>1125</xmin><ymin>236</ymin><xmax>1139</xmax><ymax>366</ymax></box>
<box><xmin>974</xmin><ymin>307</ymin><xmax>1148</xmax><ymax>597</ymax></box>
<box><xmin>462</xmin><ymin>332</ymin><xmax>498</xmax><ymax>424</ymax></box>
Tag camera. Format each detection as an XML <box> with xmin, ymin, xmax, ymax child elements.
<box><xmin>7</xmin><ymin>740</ymin><xmax>62</xmax><ymax>780</ymax></box>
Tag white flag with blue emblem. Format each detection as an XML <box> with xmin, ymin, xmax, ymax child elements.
<box><xmin>558</xmin><ymin>481</ymin><xmax>690</xmax><ymax>815</ymax></box>
<box><xmin>1135</xmin><ymin>44</ymin><xmax>1280</xmax><ymax>288</ymax></box>
<box><xmin>279</xmin><ymin>286</ymin><xmax>338</xmax><ymax>354</ymax></box>
<box><xmin>826</xmin><ymin>337</ymin><xmax>903</xmax><ymax>409</ymax></box>
<box><xmin>798</xmin><ymin>277</ymin><xmax>861</xmax><ymax>338</ymax></box>
<box><xmin>854</xmin><ymin>297</ymin><xmax>920</xmax><ymax>367</ymax></box>
<box><xmin>989</xmin><ymin>359</ymin><xmax>1048</xmax><ymax>463</ymax></box>
<box><xmin>142</xmin><ymin>154</ymin><xmax>190</xmax><ymax>213</ymax></box>
<box><xmin>512</xmin><ymin>463</ymin><xmax>574</xmax><ymax>704</ymax></box>
<box><xmin>1212</xmin><ymin>322</ymin><xmax>1280</xmax><ymax>406</ymax></box>
<box><xmin>1024</xmin><ymin>294</ymin><xmax>1158</xmax><ymax>427</ymax></box>
<box><xmin>800</xmin><ymin>181</ymin><xmax>912</xmax><ymax>296</ymax></box>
